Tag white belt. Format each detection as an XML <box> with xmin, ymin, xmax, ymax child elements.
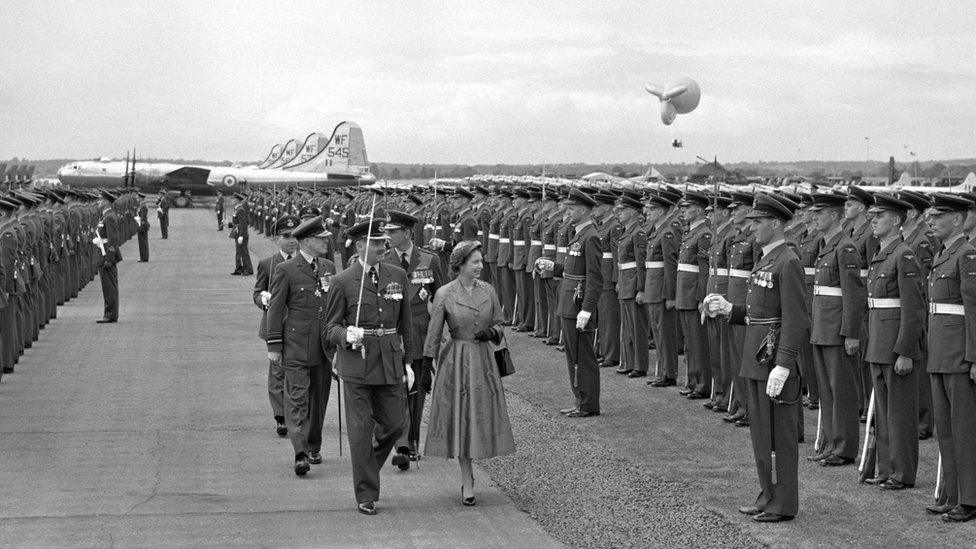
<box><xmin>646</xmin><ymin>261</ymin><xmax>665</xmax><ymax>269</ymax></box>
<box><xmin>543</xmin><ymin>244</ymin><xmax>556</xmax><ymax>251</ymax></box>
<box><xmin>803</xmin><ymin>267</ymin><xmax>816</xmax><ymax>276</ymax></box>
<box><xmin>602</xmin><ymin>252</ymin><xmax>613</xmax><ymax>259</ymax></box>
<box><xmin>531</xmin><ymin>240</ymin><xmax>542</xmax><ymax>246</ymax></box>
<box><xmin>677</xmin><ymin>263</ymin><xmax>700</xmax><ymax>273</ymax></box>
<box><xmin>488</xmin><ymin>234</ymin><xmax>500</xmax><ymax>240</ymax></box>
<box><xmin>929</xmin><ymin>302</ymin><xmax>965</xmax><ymax>315</ymax></box>
<box><xmin>499</xmin><ymin>238</ymin><xmax>511</xmax><ymax>243</ymax></box>
<box><xmin>424</xmin><ymin>224</ymin><xmax>435</xmax><ymax>230</ymax></box>
<box><xmin>557</xmin><ymin>247</ymin><xmax>568</xmax><ymax>253</ymax></box>
<box><xmin>813</xmin><ymin>285</ymin><xmax>843</xmax><ymax>297</ymax></box>
<box><xmin>513</xmin><ymin>240</ymin><xmax>525</xmax><ymax>246</ymax></box>
<box><xmin>477</xmin><ymin>230</ymin><xmax>484</xmax><ymax>236</ymax></box>
<box><xmin>729</xmin><ymin>269</ymin><xmax>750</xmax><ymax>278</ymax></box>
<box><xmin>868</xmin><ymin>298</ymin><xmax>901</xmax><ymax>309</ymax></box>
<box><xmin>859</xmin><ymin>269</ymin><xmax>869</xmax><ymax>278</ymax></box>
<box><xmin>712</xmin><ymin>268</ymin><xmax>729</xmax><ymax>276</ymax></box>
<box><xmin>618</xmin><ymin>261</ymin><xmax>637</xmax><ymax>270</ymax></box>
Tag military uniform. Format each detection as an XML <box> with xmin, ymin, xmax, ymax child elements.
<box><xmin>596</xmin><ymin>211</ymin><xmax>622</xmax><ymax>368</ymax></box>
<box><xmin>156</xmin><ymin>192</ymin><xmax>170</xmax><ymax>239</ymax></box>
<box><xmin>323</xmin><ymin>223</ymin><xmax>413</xmax><ymax>506</ymax></box>
<box><xmin>643</xmin><ymin>201</ymin><xmax>680</xmax><ymax>384</ymax></box>
<box><xmin>676</xmin><ymin>214</ymin><xmax>712</xmax><ymax>397</ymax></box>
<box><xmin>616</xmin><ymin>209</ymin><xmax>649</xmax><ymax>375</ymax></box>
<box><xmin>228</xmin><ymin>195</ymin><xmax>254</xmax><ymax>275</ymax></box>
<box><xmin>136</xmin><ymin>201</ymin><xmax>150</xmax><ymax>261</ymax></box>
<box><xmin>96</xmin><ymin>194</ymin><xmax>123</xmax><ymax>322</ymax></box>
<box><xmin>724</xmin><ymin>219</ymin><xmax>755</xmax><ymax>417</ymax></box>
<box><xmin>215</xmin><ymin>193</ymin><xmax>225</xmax><ymax>231</ymax></box>
<box><xmin>707</xmin><ymin>216</ymin><xmax>734</xmax><ymax>407</ymax></box>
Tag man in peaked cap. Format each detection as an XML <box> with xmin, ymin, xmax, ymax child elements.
<box><xmin>135</xmin><ymin>192</ymin><xmax>151</xmax><ymax>262</ymax></box>
<box><xmin>322</xmin><ymin>217</ymin><xmax>414</xmax><ymax>515</ymax></box>
<box><xmin>806</xmin><ymin>192</ymin><xmax>864</xmax><ymax>467</ymax></box>
<box><xmin>254</xmin><ymin>214</ymin><xmax>301</xmax><ymax>438</ymax></box>
<box><xmin>845</xmin><ymin>186</ymin><xmax>877</xmax><ymax>419</ymax></box>
<box><xmin>860</xmin><ymin>193</ymin><xmax>924</xmax><ymax>490</ymax></box>
<box><xmin>614</xmin><ymin>194</ymin><xmax>650</xmax><ymax>378</ymax></box>
<box><xmin>642</xmin><ymin>192</ymin><xmax>681</xmax><ymax>388</ymax></box>
<box><xmin>704</xmin><ymin>192</ymin><xmax>809</xmax><ymax>522</ymax></box>
<box><xmin>95</xmin><ymin>191</ymin><xmax>122</xmax><ymax>323</ymax></box>
<box><xmin>592</xmin><ymin>191</ymin><xmax>622</xmax><ymax>369</ymax></box>
<box><xmin>156</xmin><ymin>188</ymin><xmax>171</xmax><ymax>239</ymax></box>
<box><xmin>721</xmin><ymin>190</ymin><xmax>757</xmax><ymax>425</ymax></box>
<box><xmin>676</xmin><ymin>191</ymin><xmax>713</xmax><ymax>399</ymax></box>
<box><xmin>536</xmin><ymin>188</ymin><xmax>603</xmax><ymax>417</ymax></box>
<box><xmin>382</xmin><ymin>210</ymin><xmax>444</xmax><ymax>467</ymax></box>
<box><xmin>922</xmin><ymin>193</ymin><xmax>976</xmax><ymax>522</ymax></box>
<box><xmin>228</xmin><ymin>193</ymin><xmax>254</xmax><ymax>276</ymax></box>
<box><xmin>266</xmin><ymin>215</ymin><xmax>338</xmax><ymax>475</ymax></box>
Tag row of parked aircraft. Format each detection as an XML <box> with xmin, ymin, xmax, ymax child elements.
<box><xmin>55</xmin><ymin>121</ymin><xmax>374</xmax><ymax>205</ymax></box>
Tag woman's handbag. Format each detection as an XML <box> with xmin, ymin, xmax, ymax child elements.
<box><xmin>494</xmin><ymin>331</ymin><xmax>515</xmax><ymax>377</ymax></box>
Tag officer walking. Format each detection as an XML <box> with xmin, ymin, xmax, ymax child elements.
<box><xmin>265</xmin><ymin>215</ymin><xmax>337</xmax><ymax>476</ymax></box>
<box><xmin>322</xmin><ymin>218</ymin><xmax>414</xmax><ymax>515</ymax></box>
<box><xmin>254</xmin><ymin>215</ymin><xmax>300</xmax><ymax>438</ymax></box>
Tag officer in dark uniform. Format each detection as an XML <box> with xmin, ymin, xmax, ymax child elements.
<box><xmin>228</xmin><ymin>193</ymin><xmax>254</xmax><ymax>276</ymax></box>
<box><xmin>382</xmin><ymin>211</ymin><xmax>444</xmax><ymax>467</ymax></box>
<box><xmin>614</xmin><ymin>194</ymin><xmax>648</xmax><ymax>377</ymax></box>
<box><xmin>807</xmin><ymin>192</ymin><xmax>864</xmax><ymax>467</ymax></box>
<box><xmin>643</xmin><ymin>193</ymin><xmax>680</xmax><ymax>387</ymax></box>
<box><xmin>536</xmin><ymin>189</ymin><xmax>603</xmax><ymax>418</ymax></box>
<box><xmin>253</xmin><ymin>215</ymin><xmax>300</xmax><ymax>437</ymax></box>
<box><xmin>136</xmin><ymin>194</ymin><xmax>150</xmax><ymax>262</ymax></box>
<box><xmin>722</xmin><ymin>190</ymin><xmax>756</xmax><ymax>424</ymax></box>
<box><xmin>156</xmin><ymin>189</ymin><xmax>171</xmax><ymax>239</ymax></box>
<box><xmin>266</xmin><ymin>215</ymin><xmax>337</xmax><ymax>476</ymax></box>
<box><xmin>95</xmin><ymin>190</ymin><xmax>122</xmax><ymax>323</ymax></box>
<box><xmin>924</xmin><ymin>193</ymin><xmax>976</xmax><ymax>522</ymax></box>
<box><xmin>846</xmin><ymin>186</ymin><xmax>877</xmax><ymax>418</ymax></box>
<box><xmin>861</xmin><ymin>194</ymin><xmax>924</xmax><ymax>490</ymax></box>
<box><xmin>676</xmin><ymin>191</ymin><xmax>712</xmax><ymax>399</ymax></box>
<box><xmin>215</xmin><ymin>191</ymin><xmax>225</xmax><ymax>231</ymax></box>
<box><xmin>594</xmin><ymin>192</ymin><xmax>622</xmax><ymax>369</ymax></box>
<box><xmin>705</xmin><ymin>193</ymin><xmax>809</xmax><ymax>523</ymax></box>
<box><xmin>322</xmin><ymin>218</ymin><xmax>414</xmax><ymax>515</ymax></box>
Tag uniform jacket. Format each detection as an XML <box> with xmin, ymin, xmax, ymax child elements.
<box><xmin>642</xmin><ymin>217</ymin><xmax>679</xmax><ymax>304</ymax></box>
<box><xmin>229</xmin><ymin>205</ymin><xmax>249</xmax><ymax>240</ymax></box>
<box><xmin>675</xmin><ymin>219</ymin><xmax>711</xmax><ymax>310</ymax></box>
<box><xmin>864</xmin><ymin>237</ymin><xmax>924</xmax><ymax>363</ymax></box>
<box><xmin>810</xmin><ymin>230</ymin><xmax>864</xmax><ymax>346</ymax></box>
<box><xmin>726</xmin><ymin>224</ymin><xmax>755</xmax><ymax>303</ymax></box>
<box><xmin>554</xmin><ymin>220</ymin><xmax>602</xmax><ymax>326</ymax></box>
<box><xmin>598</xmin><ymin>217</ymin><xmax>622</xmax><ymax>289</ymax></box>
<box><xmin>323</xmin><ymin>261</ymin><xmax>413</xmax><ymax>385</ymax></box>
<box><xmin>451</xmin><ymin>208</ymin><xmax>479</xmax><ymax>248</ymax></box>
<box><xmin>926</xmin><ymin>235</ymin><xmax>976</xmax><ymax>373</ymax></box>
<box><xmin>728</xmin><ymin>241</ymin><xmax>809</xmax><ymax>380</ymax></box>
<box><xmin>707</xmin><ymin>220</ymin><xmax>733</xmax><ymax>296</ymax></box>
<box><xmin>137</xmin><ymin>204</ymin><xmax>150</xmax><ymax>233</ymax></box>
<box><xmin>253</xmin><ymin>251</ymin><xmax>288</xmax><ymax>340</ymax></box>
<box><xmin>98</xmin><ymin>209</ymin><xmax>123</xmax><ymax>266</ymax></box>
<box><xmin>382</xmin><ymin>245</ymin><xmax>443</xmax><ymax>354</ymax></box>
<box><xmin>539</xmin><ymin>212</ymin><xmax>561</xmax><ymax>280</ymax></box>
<box><xmin>265</xmin><ymin>254</ymin><xmax>337</xmax><ymax>364</ymax></box>
<box><xmin>615</xmin><ymin>219</ymin><xmax>647</xmax><ymax>300</ymax></box>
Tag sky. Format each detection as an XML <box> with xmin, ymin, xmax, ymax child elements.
<box><xmin>1</xmin><ymin>1</ymin><xmax>974</xmax><ymax>165</ymax></box>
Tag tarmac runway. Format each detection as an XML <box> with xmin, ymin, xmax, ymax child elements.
<box><xmin>1</xmin><ymin>207</ymin><xmax>973</xmax><ymax>548</ymax></box>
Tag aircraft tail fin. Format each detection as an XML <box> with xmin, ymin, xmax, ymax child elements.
<box><xmin>286</xmin><ymin>121</ymin><xmax>370</xmax><ymax>176</ymax></box>
<box><xmin>258</xmin><ymin>144</ymin><xmax>285</xmax><ymax>169</ymax></box>
<box><xmin>895</xmin><ymin>171</ymin><xmax>912</xmax><ymax>187</ymax></box>
<box><xmin>280</xmin><ymin>132</ymin><xmax>330</xmax><ymax>169</ymax></box>
<box><xmin>25</xmin><ymin>165</ymin><xmax>35</xmax><ymax>182</ymax></box>
<box><xmin>267</xmin><ymin>138</ymin><xmax>303</xmax><ymax>169</ymax></box>
<box><xmin>959</xmin><ymin>172</ymin><xmax>976</xmax><ymax>192</ymax></box>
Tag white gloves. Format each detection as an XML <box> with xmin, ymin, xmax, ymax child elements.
<box><xmin>237</xmin><ymin>236</ymin><xmax>244</xmax><ymax>245</ymax></box>
<box><xmin>134</xmin><ymin>216</ymin><xmax>141</xmax><ymax>225</ymax></box>
<box><xmin>702</xmin><ymin>293</ymin><xmax>733</xmax><ymax>317</ymax></box>
<box><xmin>405</xmin><ymin>364</ymin><xmax>415</xmax><ymax>389</ymax></box>
<box><xmin>766</xmin><ymin>366</ymin><xmax>790</xmax><ymax>398</ymax></box>
<box><xmin>429</xmin><ymin>238</ymin><xmax>446</xmax><ymax>250</ymax></box>
<box><xmin>535</xmin><ymin>258</ymin><xmax>555</xmax><ymax>272</ymax></box>
<box><xmin>576</xmin><ymin>310</ymin><xmax>591</xmax><ymax>330</ymax></box>
<box><xmin>345</xmin><ymin>326</ymin><xmax>365</xmax><ymax>345</ymax></box>
<box><xmin>260</xmin><ymin>291</ymin><xmax>271</xmax><ymax>306</ymax></box>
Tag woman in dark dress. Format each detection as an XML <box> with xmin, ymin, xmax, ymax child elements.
<box><xmin>423</xmin><ymin>241</ymin><xmax>516</xmax><ymax>506</ymax></box>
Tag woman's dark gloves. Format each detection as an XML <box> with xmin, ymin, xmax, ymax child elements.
<box><xmin>474</xmin><ymin>327</ymin><xmax>502</xmax><ymax>345</ymax></box>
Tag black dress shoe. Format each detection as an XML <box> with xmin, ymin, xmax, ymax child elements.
<box><xmin>544</xmin><ymin>338</ymin><xmax>560</xmax><ymax>346</ymax></box>
<box><xmin>559</xmin><ymin>406</ymin><xmax>578</xmax><ymax>415</ymax></box>
<box><xmin>712</xmin><ymin>405</ymin><xmax>729</xmax><ymax>414</ymax></box>
<box><xmin>231</xmin><ymin>271</ymin><xmax>242</xmax><ymax>276</ymax></box>
<box><xmin>918</xmin><ymin>432</ymin><xmax>933</xmax><ymax>440</ymax></box>
<box><xmin>241</xmin><ymin>271</ymin><xmax>254</xmax><ymax>276</ymax></box>
<box><xmin>678</xmin><ymin>388</ymin><xmax>693</xmax><ymax>396</ymax></box>
<box><xmin>615</xmin><ymin>368</ymin><xmax>633</xmax><ymax>375</ymax></box>
<box><xmin>555</xmin><ymin>345</ymin><xmax>565</xmax><ymax>352</ymax></box>
<box><xmin>738</xmin><ymin>506</ymin><xmax>762</xmax><ymax>516</ymax></box>
<box><xmin>566</xmin><ymin>410</ymin><xmax>599</xmax><ymax>418</ymax></box>
<box><xmin>807</xmin><ymin>452</ymin><xmax>830</xmax><ymax>462</ymax></box>
<box><xmin>531</xmin><ymin>332</ymin><xmax>548</xmax><ymax>338</ymax></box>
<box><xmin>942</xmin><ymin>504</ymin><xmax>976</xmax><ymax>523</ymax></box>
<box><xmin>752</xmin><ymin>512</ymin><xmax>794</xmax><ymax>523</ymax></box>
<box><xmin>358</xmin><ymin>501</ymin><xmax>377</xmax><ymax>516</ymax></box>
<box><xmin>926</xmin><ymin>503</ymin><xmax>955</xmax><ymax>515</ymax></box>
<box><xmin>703</xmin><ymin>400</ymin><xmax>716</xmax><ymax>410</ymax></box>
<box><xmin>95</xmin><ymin>318</ymin><xmax>117</xmax><ymax>324</ymax></box>
<box><xmin>687</xmin><ymin>392</ymin><xmax>709</xmax><ymax>400</ymax></box>
<box><xmin>879</xmin><ymin>479</ymin><xmax>913</xmax><ymax>490</ymax></box>
<box><xmin>391</xmin><ymin>452</ymin><xmax>410</xmax><ymax>471</ymax></box>
<box><xmin>819</xmin><ymin>455</ymin><xmax>855</xmax><ymax>467</ymax></box>
<box><xmin>735</xmin><ymin>417</ymin><xmax>751</xmax><ymax>427</ymax></box>
<box><xmin>294</xmin><ymin>454</ymin><xmax>310</xmax><ymax>476</ymax></box>
<box><xmin>723</xmin><ymin>412</ymin><xmax>745</xmax><ymax>423</ymax></box>
<box><xmin>649</xmin><ymin>377</ymin><xmax>676</xmax><ymax>387</ymax></box>
<box><xmin>276</xmin><ymin>421</ymin><xmax>287</xmax><ymax>437</ymax></box>
<box><xmin>628</xmin><ymin>370</ymin><xmax>647</xmax><ymax>378</ymax></box>
<box><xmin>599</xmin><ymin>362</ymin><xmax>619</xmax><ymax>369</ymax></box>
<box><xmin>862</xmin><ymin>475</ymin><xmax>887</xmax><ymax>485</ymax></box>
<box><xmin>308</xmin><ymin>451</ymin><xmax>322</xmax><ymax>464</ymax></box>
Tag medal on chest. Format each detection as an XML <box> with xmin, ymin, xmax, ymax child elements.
<box><xmin>569</xmin><ymin>242</ymin><xmax>582</xmax><ymax>256</ymax></box>
<box><xmin>411</xmin><ymin>268</ymin><xmax>433</xmax><ymax>285</ymax></box>
<box><xmin>383</xmin><ymin>282</ymin><xmax>404</xmax><ymax>301</ymax></box>
<box><xmin>752</xmin><ymin>270</ymin><xmax>774</xmax><ymax>289</ymax></box>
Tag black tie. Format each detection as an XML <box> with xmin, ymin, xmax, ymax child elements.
<box><xmin>311</xmin><ymin>259</ymin><xmax>318</xmax><ymax>275</ymax></box>
<box><xmin>286</xmin><ymin>254</ymin><xmax>292</xmax><ymax>260</ymax></box>
<box><xmin>369</xmin><ymin>266</ymin><xmax>378</xmax><ymax>287</ymax></box>
<box><xmin>401</xmin><ymin>252</ymin><xmax>410</xmax><ymax>272</ymax></box>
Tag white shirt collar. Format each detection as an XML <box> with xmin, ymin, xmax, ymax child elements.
<box><xmin>761</xmin><ymin>239</ymin><xmax>786</xmax><ymax>258</ymax></box>
<box><xmin>575</xmin><ymin>220</ymin><xmax>593</xmax><ymax>232</ymax></box>
<box><xmin>942</xmin><ymin>232</ymin><xmax>965</xmax><ymax>250</ymax></box>
<box><xmin>688</xmin><ymin>218</ymin><xmax>706</xmax><ymax>231</ymax></box>
<box><xmin>280</xmin><ymin>250</ymin><xmax>292</xmax><ymax>260</ymax></box>
<box><xmin>299</xmin><ymin>250</ymin><xmax>315</xmax><ymax>264</ymax></box>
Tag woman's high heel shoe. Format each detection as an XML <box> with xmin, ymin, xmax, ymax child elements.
<box><xmin>461</xmin><ymin>484</ymin><xmax>476</xmax><ymax>506</ymax></box>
